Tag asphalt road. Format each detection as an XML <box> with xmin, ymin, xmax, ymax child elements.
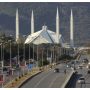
<box><xmin>20</xmin><ymin>64</ymin><xmax>72</xmax><ymax>88</ymax></box>
<box><xmin>68</xmin><ymin>54</ymin><xmax>90</xmax><ymax>88</ymax></box>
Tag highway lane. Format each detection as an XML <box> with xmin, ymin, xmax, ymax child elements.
<box><xmin>68</xmin><ymin>54</ymin><xmax>90</xmax><ymax>88</ymax></box>
<box><xmin>21</xmin><ymin>64</ymin><xmax>72</xmax><ymax>88</ymax></box>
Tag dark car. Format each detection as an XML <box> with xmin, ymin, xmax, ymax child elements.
<box><xmin>87</xmin><ymin>70</ymin><xmax>90</xmax><ymax>74</ymax></box>
<box><xmin>54</xmin><ymin>68</ymin><xmax>59</xmax><ymax>73</ymax></box>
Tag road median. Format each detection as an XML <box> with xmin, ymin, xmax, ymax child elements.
<box><xmin>4</xmin><ymin>68</ymin><xmax>41</xmax><ymax>88</ymax></box>
<box><xmin>61</xmin><ymin>70</ymin><xmax>75</xmax><ymax>88</ymax></box>
<box><xmin>4</xmin><ymin>63</ymin><xmax>56</xmax><ymax>88</ymax></box>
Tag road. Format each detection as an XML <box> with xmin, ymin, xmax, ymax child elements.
<box><xmin>68</xmin><ymin>54</ymin><xmax>90</xmax><ymax>88</ymax></box>
<box><xmin>20</xmin><ymin>63</ymin><xmax>72</xmax><ymax>88</ymax></box>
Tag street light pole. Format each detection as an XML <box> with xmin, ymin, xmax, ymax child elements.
<box><xmin>23</xmin><ymin>42</ymin><xmax>25</xmax><ymax>75</ymax></box>
<box><xmin>9</xmin><ymin>40</ymin><xmax>12</xmax><ymax>68</ymax></box>
<box><xmin>53</xmin><ymin>46</ymin><xmax>55</xmax><ymax>63</ymax></box>
<box><xmin>2</xmin><ymin>43</ymin><xmax>4</xmax><ymax>66</ymax></box>
<box><xmin>17</xmin><ymin>43</ymin><xmax>20</xmax><ymax>77</ymax></box>
<box><xmin>23</xmin><ymin>43</ymin><xmax>25</xmax><ymax>61</ymax></box>
<box><xmin>29</xmin><ymin>44</ymin><xmax>30</xmax><ymax>61</ymax></box>
<box><xmin>37</xmin><ymin>45</ymin><xmax>38</xmax><ymax>67</ymax></box>
<box><xmin>33</xmin><ymin>44</ymin><xmax>34</xmax><ymax>67</ymax></box>
<box><xmin>47</xmin><ymin>48</ymin><xmax>48</xmax><ymax>61</ymax></box>
<box><xmin>28</xmin><ymin>43</ymin><xmax>30</xmax><ymax>72</ymax></box>
<box><xmin>0</xmin><ymin>43</ymin><xmax>3</xmax><ymax>88</ymax></box>
<box><xmin>17</xmin><ymin>43</ymin><xmax>20</xmax><ymax>66</ymax></box>
<box><xmin>0</xmin><ymin>43</ymin><xmax>2</xmax><ymax>62</ymax></box>
<box><xmin>42</xmin><ymin>48</ymin><xmax>43</xmax><ymax>66</ymax></box>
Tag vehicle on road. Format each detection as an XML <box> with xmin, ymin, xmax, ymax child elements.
<box><xmin>87</xmin><ymin>70</ymin><xmax>90</xmax><ymax>74</ymax></box>
<box><xmin>77</xmin><ymin>77</ymin><xmax>85</xmax><ymax>84</ymax></box>
<box><xmin>78</xmin><ymin>65</ymin><xmax>83</xmax><ymax>69</ymax></box>
<box><xmin>86</xmin><ymin>64</ymin><xmax>90</xmax><ymax>69</ymax></box>
<box><xmin>83</xmin><ymin>58</ymin><xmax>89</xmax><ymax>64</ymax></box>
<box><xmin>54</xmin><ymin>68</ymin><xmax>59</xmax><ymax>73</ymax></box>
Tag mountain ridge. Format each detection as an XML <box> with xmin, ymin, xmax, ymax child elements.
<box><xmin>0</xmin><ymin>2</ymin><xmax>90</xmax><ymax>45</ymax></box>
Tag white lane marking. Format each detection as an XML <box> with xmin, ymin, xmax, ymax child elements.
<box><xmin>48</xmin><ymin>75</ymin><xmax>59</xmax><ymax>88</ymax></box>
<box><xmin>34</xmin><ymin>64</ymin><xmax>62</xmax><ymax>88</ymax></box>
<box><xmin>34</xmin><ymin>71</ymin><xmax>53</xmax><ymax>88</ymax></box>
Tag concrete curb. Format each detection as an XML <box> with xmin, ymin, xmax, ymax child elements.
<box><xmin>4</xmin><ymin>71</ymin><xmax>41</xmax><ymax>88</ymax></box>
<box><xmin>3</xmin><ymin>63</ymin><xmax>56</xmax><ymax>88</ymax></box>
<box><xmin>61</xmin><ymin>70</ymin><xmax>74</xmax><ymax>88</ymax></box>
<box><xmin>18</xmin><ymin>71</ymin><xmax>42</xmax><ymax>88</ymax></box>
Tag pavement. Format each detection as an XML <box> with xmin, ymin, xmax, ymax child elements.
<box><xmin>20</xmin><ymin>64</ymin><xmax>73</xmax><ymax>88</ymax></box>
<box><xmin>0</xmin><ymin>66</ymin><xmax>28</xmax><ymax>88</ymax></box>
<box><xmin>3</xmin><ymin>67</ymin><xmax>40</xmax><ymax>88</ymax></box>
<box><xmin>1</xmin><ymin>63</ymin><xmax>56</xmax><ymax>88</ymax></box>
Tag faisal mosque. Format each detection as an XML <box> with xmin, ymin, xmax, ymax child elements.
<box><xmin>15</xmin><ymin>7</ymin><xmax>74</xmax><ymax>48</ymax></box>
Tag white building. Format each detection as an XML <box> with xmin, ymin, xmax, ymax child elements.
<box><xmin>25</xmin><ymin>25</ymin><xmax>64</xmax><ymax>46</ymax></box>
<box><xmin>25</xmin><ymin>8</ymin><xmax>65</xmax><ymax>46</ymax></box>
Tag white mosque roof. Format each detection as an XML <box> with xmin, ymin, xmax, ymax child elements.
<box><xmin>25</xmin><ymin>25</ymin><xmax>64</xmax><ymax>45</ymax></box>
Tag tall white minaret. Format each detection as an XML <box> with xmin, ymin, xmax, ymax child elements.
<box><xmin>16</xmin><ymin>8</ymin><xmax>19</xmax><ymax>43</ymax></box>
<box><xmin>70</xmin><ymin>9</ymin><xmax>74</xmax><ymax>48</ymax></box>
<box><xmin>56</xmin><ymin>7</ymin><xmax>59</xmax><ymax>44</ymax></box>
<box><xmin>31</xmin><ymin>10</ymin><xmax>34</xmax><ymax>34</ymax></box>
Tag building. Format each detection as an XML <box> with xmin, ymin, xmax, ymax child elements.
<box><xmin>25</xmin><ymin>7</ymin><xmax>65</xmax><ymax>46</ymax></box>
<box><xmin>25</xmin><ymin>25</ymin><xmax>64</xmax><ymax>46</ymax></box>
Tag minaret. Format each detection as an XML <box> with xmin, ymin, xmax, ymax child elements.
<box><xmin>56</xmin><ymin>7</ymin><xmax>59</xmax><ymax>44</ymax></box>
<box><xmin>70</xmin><ymin>9</ymin><xmax>74</xmax><ymax>48</ymax></box>
<box><xmin>31</xmin><ymin>10</ymin><xmax>34</xmax><ymax>34</ymax></box>
<box><xmin>16</xmin><ymin>8</ymin><xmax>19</xmax><ymax>43</ymax></box>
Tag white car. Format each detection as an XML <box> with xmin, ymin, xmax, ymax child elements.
<box><xmin>78</xmin><ymin>65</ymin><xmax>83</xmax><ymax>69</ymax></box>
<box><xmin>77</xmin><ymin>77</ymin><xmax>85</xmax><ymax>84</ymax></box>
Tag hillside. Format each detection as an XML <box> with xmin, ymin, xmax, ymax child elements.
<box><xmin>0</xmin><ymin>2</ymin><xmax>90</xmax><ymax>45</ymax></box>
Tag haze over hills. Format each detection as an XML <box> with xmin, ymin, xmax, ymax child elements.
<box><xmin>0</xmin><ymin>2</ymin><xmax>90</xmax><ymax>45</ymax></box>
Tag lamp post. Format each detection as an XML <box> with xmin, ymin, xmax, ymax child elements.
<box><xmin>0</xmin><ymin>43</ymin><xmax>3</xmax><ymax>88</ymax></box>
<box><xmin>23</xmin><ymin>35</ymin><xmax>26</xmax><ymax>75</ymax></box>
<box><xmin>2</xmin><ymin>43</ymin><xmax>4</xmax><ymax>66</ymax></box>
<box><xmin>42</xmin><ymin>48</ymin><xmax>44</xmax><ymax>66</ymax></box>
<box><xmin>47</xmin><ymin>48</ymin><xmax>48</xmax><ymax>61</ymax></box>
<box><xmin>17</xmin><ymin>42</ymin><xmax>21</xmax><ymax>77</ymax></box>
<box><xmin>17</xmin><ymin>43</ymin><xmax>19</xmax><ymax>66</ymax></box>
<box><xmin>0</xmin><ymin>43</ymin><xmax>2</xmax><ymax>62</ymax></box>
<box><xmin>1</xmin><ymin>41</ymin><xmax>8</xmax><ymax>87</ymax></box>
<box><xmin>23</xmin><ymin>35</ymin><xmax>26</xmax><ymax>61</ymax></box>
<box><xmin>37</xmin><ymin>45</ymin><xmax>38</xmax><ymax>67</ymax></box>
<box><xmin>9</xmin><ymin>35</ymin><xmax>13</xmax><ymax>68</ymax></box>
<box><xmin>8</xmin><ymin>39</ymin><xmax>12</xmax><ymax>84</ymax></box>
<box><xmin>28</xmin><ymin>43</ymin><xmax>30</xmax><ymax>71</ymax></box>
<box><xmin>33</xmin><ymin>44</ymin><xmax>34</xmax><ymax>67</ymax></box>
<box><xmin>8</xmin><ymin>40</ymin><xmax>12</xmax><ymax>68</ymax></box>
<box><xmin>53</xmin><ymin>46</ymin><xmax>55</xmax><ymax>63</ymax></box>
<box><xmin>50</xmin><ymin>48</ymin><xmax>52</xmax><ymax>65</ymax></box>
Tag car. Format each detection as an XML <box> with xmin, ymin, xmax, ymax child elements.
<box><xmin>87</xmin><ymin>70</ymin><xmax>90</xmax><ymax>74</ymax></box>
<box><xmin>67</xmin><ymin>65</ymin><xmax>70</xmax><ymax>68</ymax></box>
<box><xmin>83</xmin><ymin>58</ymin><xmax>89</xmax><ymax>63</ymax></box>
<box><xmin>77</xmin><ymin>77</ymin><xmax>85</xmax><ymax>84</ymax></box>
<box><xmin>78</xmin><ymin>65</ymin><xmax>83</xmax><ymax>69</ymax></box>
<box><xmin>54</xmin><ymin>68</ymin><xmax>59</xmax><ymax>73</ymax></box>
<box><xmin>86</xmin><ymin>65</ymin><xmax>90</xmax><ymax>69</ymax></box>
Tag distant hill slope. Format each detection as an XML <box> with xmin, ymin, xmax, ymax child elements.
<box><xmin>0</xmin><ymin>2</ymin><xmax>90</xmax><ymax>45</ymax></box>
